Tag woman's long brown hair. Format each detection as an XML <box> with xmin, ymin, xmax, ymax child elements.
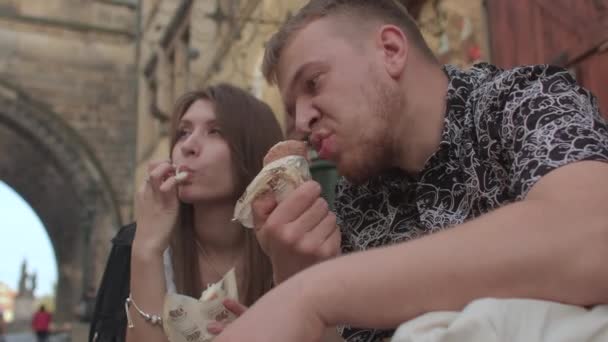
<box><xmin>167</xmin><ymin>84</ymin><xmax>282</xmax><ymax>306</ymax></box>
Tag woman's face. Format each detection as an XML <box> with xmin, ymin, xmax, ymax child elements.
<box><xmin>171</xmin><ymin>99</ymin><xmax>236</xmax><ymax>204</ymax></box>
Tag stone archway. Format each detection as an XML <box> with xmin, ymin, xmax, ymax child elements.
<box><xmin>0</xmin><ymin>80</ymin><xmax>121</xmax><ymax>323</ymax></box>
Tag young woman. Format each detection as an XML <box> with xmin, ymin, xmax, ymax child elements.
<box><xmin>89</xmin><ymin>84</ymin><xmax>284</xmax><ymax>342</ymax></box>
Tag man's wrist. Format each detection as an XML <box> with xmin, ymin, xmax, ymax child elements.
<box><xmin>295</xmin><ymin>262</ymin><xmax>342</xmax><ymax>327</ymax></box>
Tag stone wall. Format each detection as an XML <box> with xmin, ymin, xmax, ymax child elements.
<box><xmin>0</xmin><ymin>0</ymin><xmax>137</xmax><ymax>322</ymax></box>
<box><xmin>0</xmin><ymin>0</ymin><xmax>137</xmax><ymax>222</ymax></box>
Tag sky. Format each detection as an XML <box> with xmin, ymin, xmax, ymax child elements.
<box><xmin>0</xmin><ymin>180</ymin><xmax>57</xmax><ymax>297</ymax></box>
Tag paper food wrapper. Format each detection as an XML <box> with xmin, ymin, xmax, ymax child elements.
<box><xmin>163</xmin><ymin>268</ymin><xmax>239</xmax><ymax>342</ymax></box>
<box><xmin>233</xmin><ymin>155</ymin><xmax>311</xmax><ymax>228</ymax></box>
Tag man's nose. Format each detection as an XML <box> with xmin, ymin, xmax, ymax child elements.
<box><xmin>295</xmin><ymin>100</ymin><xmax>320</xmax><ymax>135</ymax></box>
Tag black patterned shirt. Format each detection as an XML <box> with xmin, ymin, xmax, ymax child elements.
<box><xmin>335</xmin><ymin>63</ymin><xmax>608</xmax><ymax>342</ymax></box>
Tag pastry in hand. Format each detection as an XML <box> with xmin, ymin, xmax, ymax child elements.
<box><xmin>233</xmin><ymin>140</ymin><xmax>312</xmax><ymax>228</ymax></box>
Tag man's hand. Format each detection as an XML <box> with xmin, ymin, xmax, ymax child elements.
<box><xmin>253</xmin><ymin>181</ymin><xmax>341</xmax><ymax>283</ymax></box>
<box><xmin>214</xmin><ymin>277</ymin><xmax>327</xmax><ymax>342</ymax></box>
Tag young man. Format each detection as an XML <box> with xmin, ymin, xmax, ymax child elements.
<box><xmin>216</xmin><ymin>0</ymin><xmax>608</xmax><ymax>341</ymax></box>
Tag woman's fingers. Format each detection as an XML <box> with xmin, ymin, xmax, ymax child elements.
<box><xmin>147</xmin><ymin>159</ymin><xmax>171</xmax><ymax>173</ymax></box>
<box><xmin>223</xmin><ymin>299</ymin><xmax>248</xmax><ymax>317</ymax></box>
<box><xmin>149</xmin><ymin>163</ymin><xmax>175</xmax><ymax>188</ymax></box>
<box><xmin>159</xmin><ymin>175</ymin><xmax>178</xmax><ymax>193</ymax></box>
<box><xmin>207</xmin><ymin>321</ymin><xmax>224</xmax><ymax>335</ymax></box>
<box><xmin>206</xmin><ymin>300</ymin><xmax>249</xmax><ymax>335</ymax></box>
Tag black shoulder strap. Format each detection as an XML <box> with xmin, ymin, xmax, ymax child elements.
<box><xmin>89</xmin><ymin>223</ymin><xmax>136</xmax><ymax>342</ymax></box>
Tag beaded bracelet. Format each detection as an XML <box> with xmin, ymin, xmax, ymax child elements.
<box><xmin>125</xmin><ymin>294</ymin><xmax>163</xmax><ymax>328</ymax></box>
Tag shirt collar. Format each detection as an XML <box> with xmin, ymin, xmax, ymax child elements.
<box><xmin>426</xmin><ymin>63</ymin><xmax>498</xmax><ymax>164</ymax></box>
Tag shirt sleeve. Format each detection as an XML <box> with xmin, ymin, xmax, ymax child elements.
<box><xmin>498</xmin><ymin>66</ymin><xmax>608</xmax><ymax>200</ymax></box>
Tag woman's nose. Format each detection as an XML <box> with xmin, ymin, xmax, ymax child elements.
<box><xmin>180</xmin><ymin>135</ymin><xmax>201</xmax><ymax>157</ymax></box>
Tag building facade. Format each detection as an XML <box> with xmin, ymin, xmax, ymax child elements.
<box><xmin>0</xmin><ymin>282</ymin><xmax>16</xmax><ymax>323</ymax></box>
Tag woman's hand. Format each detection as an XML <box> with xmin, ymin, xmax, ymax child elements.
<box><xmin>207</xmin><ymin>299</ymin><xmax>248</xmax><ymax>335</ymax></box>
<box><xmin>133</xmin><ymin>159</ymin><xmax>182</xmax><ymax>257</ymax></box>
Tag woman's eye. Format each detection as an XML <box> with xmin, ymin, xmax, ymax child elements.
<box><xmin>209</xmin><ymin>128</ymin><xmax>222</xmax><ymax>135</ymax></box>
<box><xmin>306</xmin><ymin>74</ymin><xmax>321</xmax><ymax>93</ymax></box>
<box><xmin>177</xmin><ymin>129</ymin><xmax>190</xmax><ymax>139</ymax></box>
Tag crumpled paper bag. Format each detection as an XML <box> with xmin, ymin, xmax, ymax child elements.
<box><xmin>163</xmin><ymin>268</ymin><xmax>239</xmax><ymax>342</ymax></box>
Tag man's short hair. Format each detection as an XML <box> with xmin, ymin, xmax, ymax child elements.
<box><xmin>262</xmin><ymin>0</ymin><xmax>437</xmax><ymax>84</ymax></box>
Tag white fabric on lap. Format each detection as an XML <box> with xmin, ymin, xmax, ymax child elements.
<box><xmin>392</xmin><ymin>298</ymin><xmax>608</xmax><ymax>342</ymax></box>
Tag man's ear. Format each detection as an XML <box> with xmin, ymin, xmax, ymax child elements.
<box><xmin>375</xmin><ymin>25</ymin><xmax>409</xmax><ymax>79</ymax></box>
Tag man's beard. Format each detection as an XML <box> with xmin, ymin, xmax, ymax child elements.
<box><xmin>340</xmin><ymin>79</ymin><xmax>402</xmax><ymax>185</ymax></box>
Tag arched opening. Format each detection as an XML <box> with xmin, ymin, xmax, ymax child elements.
<box><xmin>0</xmin><ymin>181</ymin><xmax>58</xmax><ymax>325</ymax></box>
